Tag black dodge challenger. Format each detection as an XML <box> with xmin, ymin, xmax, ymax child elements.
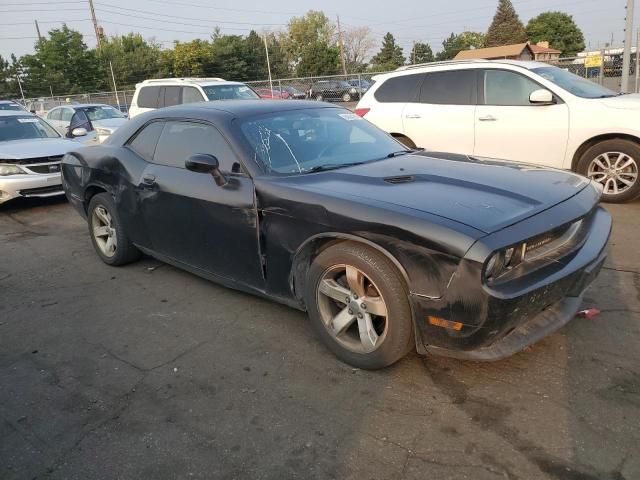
<box><xmin>62</xmin><ymin>100</ymin><xmax>611</xmax><ymax>369</ymax></box>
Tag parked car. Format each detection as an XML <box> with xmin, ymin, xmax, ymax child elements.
<box><xmin>0</xmin><ymin>111</ymin><xmax>77</xmax><ymax>204</ymax></box>
<box><xmin>25</xmin><ymin>99</ymin><xmax>67</xmax><ymax>117</ymax></box>
<box><xmin>0</xmin><ymin>100</ymin><xmax>27</xmax><ymax>112</ymax></box>
<box><xmin>278</xmin><ymin>85</ymin><xmax>307</xmax><ymax>100</ymax></box>
<box><xmin>255</xmin><ymin>88</ymin><xmax>288</xmax><ymax>100</ymax></box>
<box><xmin>45</xmin><ymin>103</ymin><xmax>128</xmax><ymax>145</ymax></box>
<box><xmin>62</xmin><ymin>100</ymin><xmax>610</xmax><ymax>369</ymax></box>
<box><xmin>355</xmin><ymin>59</ymin><xmax>640</xmax><ymax>203</ymax></box>
<box><xmin>308</xmin><ymin>80</ymin><xmax>360</xmax><ymax>102</ymax></box>
<box><xmin>129</xmin><ymin>77</ymin><xmax>260</xmax><ymax>118</ymax></box>
<box><xmin>346</xmin><ymin>78</ymin><xmax>372</xmax><ymax>95</ymax></box>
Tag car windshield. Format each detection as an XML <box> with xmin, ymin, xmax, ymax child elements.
<box><xmin>239</xmin><ymin>108</ymin><xmax>405</xmax><ymax>175</ymax></box>
<box><xmin>202</xmin><ymin>84</ymin><xmax>259</xmax><ymax>101</ymax></box>
<box><xmin>0</xmin><ymin>103</ymin><xmax>24</xmax><ymax>111</ymax></box>
<box><xmin>0</xmin><ymin>115</ymin><xmax>60</xmax><ymax>141</ymax></box>
<box><xmin>531</xmin><ymin>66</ymin><xmax>619</xmax><ymax>98</ymax></box>
<box><xmin>82</xmin><ymin>105</ymin><xmax>125</xmax><ymax>121</ymax></box>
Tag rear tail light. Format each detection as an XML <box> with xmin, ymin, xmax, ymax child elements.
<box><xmin>354</xmin><ymin>108</ymin><xmax>370</xmax><ymax>117</ymax></box>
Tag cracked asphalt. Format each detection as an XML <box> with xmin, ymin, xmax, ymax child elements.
<box><xmin>1</xmin><ymin>196</ymin><xmax>639</xmax><ymax>480</ymax></box>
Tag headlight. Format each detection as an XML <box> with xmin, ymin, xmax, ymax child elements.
<box><xmin>0</xmin><ymin>164</ymin><xmax>25</xmax><ymax>176</ymax></box>
<box><xmin>484</xmin><ymin>244</ymin><xmax>525</xmax><ymax>281</ymax></box>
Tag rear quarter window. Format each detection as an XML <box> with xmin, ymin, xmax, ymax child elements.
<box><xmin>419</xmin><ymin>70</ymin><xmax>476</xmax><ymax>105</ymax></box>
<box><xmin>137</xmin><ymin>86</ymin><xmax>161</xmax><ymax>108</ymax></box>
<box><xmin>374</xmin><ymin>73</ymin><xmax>423</xmax><ymax>103</ymax></box>
<box><xmin>127</xmin><ymin>121</ymin><xmax>164</xmax><ymax>161</ymax></box>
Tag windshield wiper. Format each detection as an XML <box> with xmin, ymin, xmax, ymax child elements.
<box><xmin>387</xmin><ymin>148</ymin><xmax>425</xmax><ymax>158</ymax></box>
<box><xmin>304</xmin><ymin>161</ymin><xmax>368</xmax><ymax>173</ymax></box>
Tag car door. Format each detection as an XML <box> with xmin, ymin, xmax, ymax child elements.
<box><xmin>402</xmin><ymin>69</ymin><xmax>477</xmax><ymax>154</ymax></box>
<box><xmin>46</xmin><ymin>108</ymin><xmax>64</xmax><ymax>134</ymax></box>
<box><xmin>139</xmin><ymin>119</ymin><xmax>264</xmax><ymax>287</ymax></box>
<box><xmin>473</xmin><ymin>68</ymin><xmax>569</xmax><ymax>167</ymax></box>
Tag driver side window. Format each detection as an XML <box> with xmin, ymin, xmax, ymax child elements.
<box><xmin>483</xmin><ymin>70</ymin><xmax>542</xmax><ymax>106</ymax></box>
<box><xmin>152</xmin><ymin>121</ymin><xmax>238</xmax><ymax>171</ymax></box>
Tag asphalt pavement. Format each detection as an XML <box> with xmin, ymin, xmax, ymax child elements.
<box><xmin>1</xmin><ymin>195</ymin><xmax>639</xmax><ymax>480</ymax></box>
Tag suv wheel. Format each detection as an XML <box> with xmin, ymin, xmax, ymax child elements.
<box><xmin>304</xmin><ymin>242</ymin><xmax>414</xmax><ymax>369</ymax></box>
<box><xmin>342</xmin><ymin>92</ymin><xmax>352</xmax><ymax>102</ymax></box>
<box><xmin>315</xmin><ymin>94</ymin><xmax>323</xmax><ymax>101</ymax></box>
<box><xmin>577</xmin><ymin>139</ymin><xmax>640</xmax><ymax>203</ymax></box>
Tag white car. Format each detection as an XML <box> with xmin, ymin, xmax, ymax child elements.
<box><xmin>45</xmin><ymin>104</ymin><xmax>128</xmax><ymax>145</ymax></box>
<box><xmin>129</xmin><ymin>77</ymin><xmax>260</xmax><ymax>119</ymax></box>
<box><xmin>355</xmin><ymin>60</ymin><xmax>640</xmax><ymax>202</ymax></box>
<box><xmin>0</xmin><ymin>111</ymin><xmax>77</xmax><ymax>204</ymax></box>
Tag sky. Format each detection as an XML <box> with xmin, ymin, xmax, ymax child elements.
<box><xmin>0</xmin><ymin>0</ymin><xmax>638</xmax><ymax>61</ymax></box>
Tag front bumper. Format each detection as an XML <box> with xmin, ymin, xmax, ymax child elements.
<box><xmin>411</xmin><ymin>203</ymin><xmax>611</xmax><ymax>361</ymax></box>
<box><xmin>0</xmin><ymin>173</ymin><xmax>64</xmax><ymax>204</ymax></box>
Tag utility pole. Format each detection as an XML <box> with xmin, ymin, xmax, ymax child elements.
<box><xmin>34</xmin><ymin>20</ymin><xmax>42</xmax><ymax>42</ymax></box>
<box><xmin>263</xmin><ymin>35</ymin><xmax>273</xmax><ymax>95</ymax></box>
<box><xmin>336</xmin><ymin>15</ymin><xmax>347</xmax><ymax>76</ymax></box>
<box><xmin>15</xmin><ymin>74</ymin><xmax>26</xmax><ymax>103</ymax></box>
<box><xmin>88</xmin><ymin>0</ymin><xmax>102</xmax><ymax>51</ymax></box>
<box><xmin>412</xmin><ymin>40</ymin><xmax>416</xmax><ymax>64</ymax></box>
<box><xmin>109</xmin><ymin>61</ymin><xmax>121</xmax><ymax>109</ymax></box>
<box><xmin>621</xmin><ymin>0</ymin><xmax>635</xmax><ymax>93</ymax></box>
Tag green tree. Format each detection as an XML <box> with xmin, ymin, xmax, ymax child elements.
<box><xmin>485</xmin><ymin>0</ymin><xmax>528</xmax><ymax>47</ymax></box>
<box><xmin>284</xmin><ymin>11</ymin><xmax>334</xmax><ymax>67</ymax></box>
<box><xmin>410</xmin><ymin>42</ymin><xmax>434</xmax><ymax>64</ymax></box>
<box><xmin>0</xmin><ymin>55</ymin><xmax>16</xmax><ymax>99</ymax></box>
<box><xmin>101</xmin><ymin>34</ymin><xmax>167</xmax><ymax>89</ymax></box>
<box><xmin>370</xmin><ymin>33</ymin><xmax>405</xmax><ymax>71</ymax></box>
<box><xmin>296</xmin><ymin>41</ymin><xmax>340</xmax><ymax>77</ymax></box>
<box><xmin>172</xmin><ymin>39</ymin><xmax>213</xmax><ymax>77</ymax></box>
<box><xmin>436</xmin><ymin>31</ymin><xmax>486</xmax><ymax>60</ymax></box>
<box><xmin>20</xmin><ymin>25</ymin><xmax>102</xmax><ymax>95</ymax></box>
<box><xmin>526</xmin><ymin>11</ymin><xmax>585</xmax><ymax>57</ymax></box>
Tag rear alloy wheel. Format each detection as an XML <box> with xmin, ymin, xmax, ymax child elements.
<box><xmin>342</xmin><ymin>92</ymin><xmax>352</xmax><ymax>102</ymax></box>
<box><xmin>88</xmin><ymin>193</ymin><xmax>140</xmax><ymax>266</ymax></box>
<box><xmin>305</xmin><ymin>242</ymin><xmax>414</xmax><ymax>369</ymax></box>
<box><xmin>315</xmin><ymin>94</ymin><xmax>323</xmax><ymax>102</ymax></box>
<box><xmin>578</xmin><ymin>139</ymin><xmax>640</xmax><ymax>203</ymax></box>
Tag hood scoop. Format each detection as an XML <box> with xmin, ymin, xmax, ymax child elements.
<box><xmin>384</xmin><ymin>175</ymin><xmax>414</xmax><ymax>184</ymax></box>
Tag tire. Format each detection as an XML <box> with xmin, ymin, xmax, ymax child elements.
<box><xmin>87</xmin><ymin>192</ymin><xmax>140</xmax><ymax>266</ymax></box>
<box><xmin>315</xmin><ymin>94</ymin><xmax>323</xmax><ymax>102</ymax></box>
<box><xmin>342</xmin><ymin>92</ymin><xmax>352</xmax><ymax>102</ymax></box>
<box><xmin>304</xmin><ymin>242</ymin><xmax>414</xmax><ymax>369</ymax></box>
<box><xmin>576</xmin><ymin>139</ymin><xmax>640</xmax><ymax>203</ymax></box>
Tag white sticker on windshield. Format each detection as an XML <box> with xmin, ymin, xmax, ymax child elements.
<box><xmin>239</xmin><ymin>86</ymin><xmax>250</xmax><ymax>92</ymax></box>
<box><xmin>101</xmin><ymin>106</ymin><xmax>113</xmax><ymax>110</ymax></box>
<box><xmin>339</xmin><ymin>113</ymin><xmax>362</xmax><ymax>121</ymax></box>
<box><xmin>17</xmin><ymin>118</ymin><xmax>39</xmax><ymax>123</ymax></box>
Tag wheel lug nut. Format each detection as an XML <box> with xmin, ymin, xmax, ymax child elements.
<box><xmin>345</xmin><ymin>297</ymin><xmax>351</xmax><ymax>303</ymax></box>
<box><xmin>353</xmin><ymin>293</ymin><xmax>358</xmax><ymax>299</ymax></box>
<box><xmin>348</xmin><ymin>309</ymin><xmax>353</xmax><ymax>315</ymax></box>
<box><xmin>357</xmin><ymin>313</ymin><xmax>363</xmax><ymax>319</ymax></box>
<box><xmin>361</xmin><ymin>303</ymin><xmax>366</xmax><ymax>309</ymax></box>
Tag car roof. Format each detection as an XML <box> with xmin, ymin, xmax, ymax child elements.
<box><xmin>136</xmin><ymin>79</ymin><xmax>246</xmax><ymax>88</ymax></box>
<box><xmin>0</xmin><ymin>110</ymin><xmax>37</xmax><ymax>117</ymax></box>
<box><xmin>393</xmin><ymin>59</ymin><xmax>550</xmax><ymax>74</ymax></box>
<box><xmin>49</xmin><ymin>103</ymin><xmax>115</xmax><ymax>109</ymax></box>
<box><xmin>165</xmin><ymin>99</ymin><xmax>339</xmax><ymax>118</ymax></box>
<box><xmin>0</xmin><ymin>100</ymin><xmax>20</xmax><ymax>104</ymax></box>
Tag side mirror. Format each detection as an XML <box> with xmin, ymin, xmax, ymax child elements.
<box><xmin>30</xmin><ymin>109</ymin><xmax>37</xmax><ymax>114</ymax></box>
<box><xmin>529</xmin><ymin>89</ymin><xmax>554</xmax><ymax>105</ymax></box>
<box><xmin>186</xmin><ymin>153</ymin><xmax>227</xmax><ymax>186</ymax></box>
<box><xmin>71</xmin><ymin>127</ymin><xmax>88</xmax><ymax>137</ymax></box>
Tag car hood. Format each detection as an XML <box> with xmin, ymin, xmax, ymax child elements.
<box><xmin>272</xmin><ymin>153</ymin><xmax>592</xmax><ymax>234</ymax></box>
<box><xmin>0</xmin><ymin>138</ymin><xmax>77</xmax><ymax>160</ymax></box>
<box><xmin>92</xmin><ymin>117</ymin><xmax>128</xmax><ymax>129</ymax></box>
<box><xmin>600</xmin><ymin>93</ymin><xmax>640</xmax><ymax>109</ymax></box>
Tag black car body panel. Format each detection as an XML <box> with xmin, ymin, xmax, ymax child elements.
<box><xmin>62</xmin><ymin>101</ymin><xmax>611</xmax><ymax>360</ymax></box>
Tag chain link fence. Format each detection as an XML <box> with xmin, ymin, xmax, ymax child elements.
<box><xmin>547</xmin><ymin>52</ymin><xmax>640</xmax><ymax>92</ymax></box>
<box><xmin>22</xmin><ymin>90</ymin><xmax>135</xmax><ymax>115</ymax></box>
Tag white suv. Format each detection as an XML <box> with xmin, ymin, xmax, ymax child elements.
<box><xmin>129</xmin><ymin>78</ymin><xmax>260</xmax><ymax>119</ymax></box>
<box><xmin>355</xmin><ymin>60</ymin><xmax>640</xmax><ymax>202</ymax></box>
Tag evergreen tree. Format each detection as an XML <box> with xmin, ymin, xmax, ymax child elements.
<box><xmin>370</xmin><ymin>33</ymin><xmax>405</xmax><ymax>71</ymax></box>
<box><xmin>410</xmin><ymin>42</ymin><xmax>434</xmax><ymax>64</ymax></box>
<box><xmin>436</xmin><ymin>32</ymin><xmax>486</xmax><ymax>61</ymax></box>
<box><xmin>485</xmin><ymin>0</ymin><xmax>528</xmax><ymax>47</ymax></box>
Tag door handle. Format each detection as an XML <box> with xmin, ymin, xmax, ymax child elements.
<box><xmin>405</xmin><ymin>113</ymin><xmax>421</xmax><ymax>119</ymax></box>
<box><xmin>478</xmin><ymin>115</ymin><xmax>497</xmax><ymax>122</ymax></box>
<box><xmin>141</xmin><ymin>174</ymin><xmax>156</xmax><ymax>189</ymax></box>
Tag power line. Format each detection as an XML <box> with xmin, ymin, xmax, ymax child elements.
<box><xmin>138</xmin><ymin>0</ymin><xmax>301</xmax><ymax>16</ymax></box>
<box><xmin>0</xmin><ymin>19</ymin><xmax>91</xmax><ymax>26</ymax></box>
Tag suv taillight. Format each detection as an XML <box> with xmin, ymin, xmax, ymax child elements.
<box><xmin>354</xmin><ymin>108</ymin><xmax>370</xmax><ymax>117</ymax></box>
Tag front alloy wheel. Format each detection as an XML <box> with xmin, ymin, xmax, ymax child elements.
<box><xmin>587</xmin><ymin>151</ymin><xmax>638</xmax><ymax>197</ymax></box>
<box><xmin>317</xmin><ymin>264</ymin><xmax>388</xmax><ymax>353</ymax></box>
<box><xmin>92</xmin><ymin>205</ymin><xmax>117</xmax><ymax>258</ymax></box>
<box><xmin>305</xmin><ymin>242</ymin><xmax>414</xmax><ymax>369</ymax></box>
